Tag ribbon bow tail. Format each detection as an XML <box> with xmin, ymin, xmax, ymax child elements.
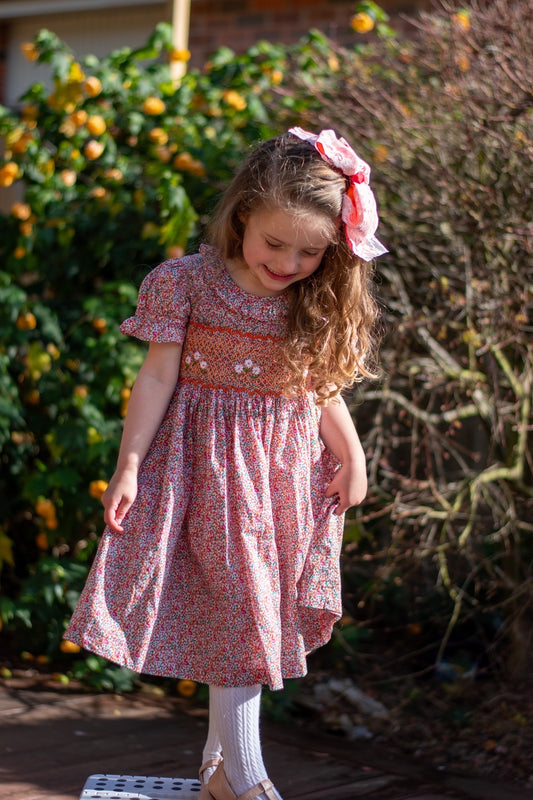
<box><xmin>343</xmin><ymin>182</ymin><xmax>388</xmax><ymax>260</ymax></box>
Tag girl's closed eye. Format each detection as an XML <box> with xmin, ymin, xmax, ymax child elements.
<box><xmin>265</xmin><ymin>241</ymin><xmax>321</xmax><ymax>258</ymax></box>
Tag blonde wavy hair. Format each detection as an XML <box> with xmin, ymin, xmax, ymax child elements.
<box><xmin>208</xmin><ymin>133</ymin><xmax>380</xmax><ymax>403</ymax></box>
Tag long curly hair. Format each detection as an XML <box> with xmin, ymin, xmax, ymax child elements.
<box><xmin>208</xmin><ymin>133</ymin><xmax>380</xmax><ymax>403</ymax></box>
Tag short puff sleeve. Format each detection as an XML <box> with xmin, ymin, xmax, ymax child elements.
<box><xmin>120</xmin><ymin>259</ymin><xmax>191</xmax><ymax>343</ymax></box>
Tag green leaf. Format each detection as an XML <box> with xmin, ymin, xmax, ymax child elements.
<box><xmin>356</xmin><ymin>1</ymin><xmax>389</xmax><ymax>22</ymax></box>
<box><xmin>127</xmin><ymin>111</ymin><xmax>145</xmax><ymax>135</ymax></box>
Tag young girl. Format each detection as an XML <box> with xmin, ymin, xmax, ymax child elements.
<box><xmin>65</xmin><ymin>127</ymin><xmax>387</xmax><ymax>800</ymax></box>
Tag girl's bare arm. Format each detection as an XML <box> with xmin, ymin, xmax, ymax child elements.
<box><xmin>102</xmin><ymin>341</ymin><xmax>182</xmax><ymax>532</ymax></box>
<box><xmin>319</xmin><ymin>396</ymin><xmax>368</xmax><ymax>515</ymax></box>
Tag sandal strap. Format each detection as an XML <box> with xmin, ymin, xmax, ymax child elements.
<box><xmin>208</xmin><ymin>764</ymin><xmax>278</xmax><ymax>800</ymax></box>
<box><xmin>199</xmin><ymin>757</ymin><xmax>223</xmax><ymax>780</ymax></box>
<box><xmin>238</xmin><ymin>779</ymin><xmax>277</xmax><ymax>800</ymax></box>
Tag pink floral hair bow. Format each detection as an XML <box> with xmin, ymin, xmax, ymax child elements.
<box><xmin>289</xmin><ymin>127</ymin><xmax>388</xmax><ymax>261</ymax></box>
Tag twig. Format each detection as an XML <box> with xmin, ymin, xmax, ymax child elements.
<box><xmin>457</xmin><ymin>364</ymin><xmax>531</xmax><ymax>547</ymax></box>
<box><xmin>363</xmin><ymin>389</ymin><xmax>486</xmax><ymax>426</ymax></box>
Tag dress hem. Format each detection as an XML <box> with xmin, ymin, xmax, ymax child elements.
<box><xmin>64</xmin><ymin>634</ymin><xmax>311</xmax><ymax>692</ymax></box>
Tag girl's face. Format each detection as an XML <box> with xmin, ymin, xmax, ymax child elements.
<box><xmin>235</xmin><ymin>206</ymin><xmax>333</xmax><ymax>297</ymax></box>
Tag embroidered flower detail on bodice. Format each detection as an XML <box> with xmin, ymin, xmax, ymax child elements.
<box><xmin>234</xmin><ymin>359</ymin><xmax>261</xmax><ymax>377</ymax></box>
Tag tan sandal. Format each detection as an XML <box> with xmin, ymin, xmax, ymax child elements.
<box><xmin>208</xmin><ymin>763</ymin><xmax>279</xmax><ymax>800</ymax></box>
<box><xmin>199</xmin><ymin>757</ymin><xmax>223</xmax><ymax>800</ymax></box>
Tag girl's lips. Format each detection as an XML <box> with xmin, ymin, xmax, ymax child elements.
<box><xmin>264</xmin><ymin>265</ymin><xmax>295</xmax><ymax>281</ymax></box>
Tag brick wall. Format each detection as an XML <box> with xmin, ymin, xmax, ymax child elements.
<box><xmin>187</xmin><ymin>0</ymin><xmax>432</xmax><ymax>67</ymax></box>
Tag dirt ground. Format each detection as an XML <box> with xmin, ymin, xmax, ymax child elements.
<box><xmin>290</xmin><ymin>667</ymin><xmax>533</xmax><ymax>790</ymax></box>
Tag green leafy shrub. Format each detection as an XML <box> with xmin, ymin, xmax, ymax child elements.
<box><xmin>0</xmin><ymin>557</ymin><xmax>88</xmax><ymax>654</ymax></box>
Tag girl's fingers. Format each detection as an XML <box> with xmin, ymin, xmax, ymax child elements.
<box><xmin>115</xmin><ymin>497</ymin><xmax>132</xmax><ymax>526</ymax></box>
<box><xmin>325</xmin><ymin>474</ymin><xmax>340</xmax><ymax>497</ymax></box>
<box><xmin>333</xmin><ymin>498</ymin><xmax>347</xmax><ymax>516</ymax></box>
<box><xmin>104</xmin><ymin>510</ymin><xmax>124</xmax><ymax>533</ymax></box>
<box><xmin>103</xmin><ymin>496</ymin><xmax>129</xmax><ymax>533</ymax></box>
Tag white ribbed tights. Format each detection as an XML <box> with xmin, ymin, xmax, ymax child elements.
<box><xmin>202</xmin><ymin>684</ymin><xmax>282</xmax><ymax>800</ymax></box>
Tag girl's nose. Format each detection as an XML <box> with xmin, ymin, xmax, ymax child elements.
<box><xmin>275</xmin><ymin>251</ymin><xmax>298</xmax><ymax>274</ymax></box>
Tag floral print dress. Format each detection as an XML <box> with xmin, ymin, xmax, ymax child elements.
<box><xmin>65</xmin><ymin>245</ymin><xmax>344</xmax><ymax>690</ymax></box>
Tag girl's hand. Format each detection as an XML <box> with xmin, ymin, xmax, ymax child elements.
<box><xmin>325</xmin><ymin>461</ymin><xmax>368</xmax><ymax>516</ymax></box>
<box><xmin>319</xmin><ymin>396</ymin><xmax>368</xmax><ymax>516</ymax></box>
<box><xmin>102</xmin><ymin>468</ymin><xmax>138</xmax><ymax>533</ymax></box>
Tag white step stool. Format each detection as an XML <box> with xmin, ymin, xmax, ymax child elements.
<box><xmin>80</xmin><ymin>774</ymin><xmax>202</xmax><ymax>799</ymax></box>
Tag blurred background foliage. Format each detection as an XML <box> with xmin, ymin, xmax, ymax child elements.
<box><xmin>0</xmin><ymin>0</ymin><xmax>531</xmax><ymax>693</ymax></box>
